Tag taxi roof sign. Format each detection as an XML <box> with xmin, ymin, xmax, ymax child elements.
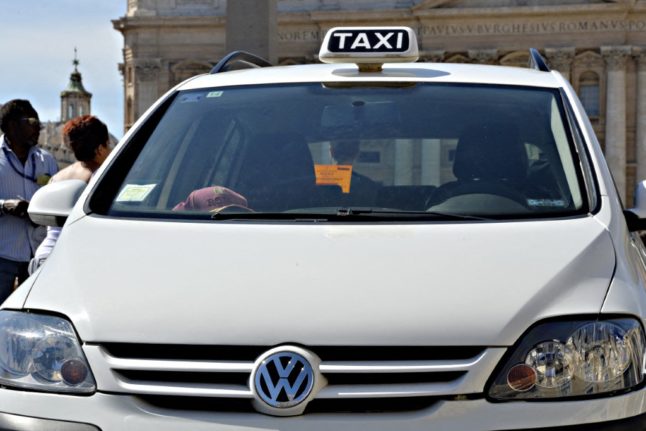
<box><xmin>319</xmin><ymin>27</ymin><xmax>419</xmax><ymax>70</ymax></box>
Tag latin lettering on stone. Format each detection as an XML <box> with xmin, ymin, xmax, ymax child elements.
<box><xmin>418</xmin><ymin>19</ymin><xmax>646</xmax><ymax>37</ymax></box>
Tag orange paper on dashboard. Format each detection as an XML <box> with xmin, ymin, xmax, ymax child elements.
<box><xmin>315</xmin><ymin>164</ymin><xmax>353</xmax><ymax>193</ymax></box>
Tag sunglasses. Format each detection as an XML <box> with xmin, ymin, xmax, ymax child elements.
<box><xmin>19</xmin><ymin>117</ymin><xmax>43</xmax><ymax>130</ymax></box>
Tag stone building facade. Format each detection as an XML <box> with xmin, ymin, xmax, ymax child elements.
<box><xmin>113</xmin><ymin>0</ymin><xmax>646</xmax><ymax>203</ymax></box>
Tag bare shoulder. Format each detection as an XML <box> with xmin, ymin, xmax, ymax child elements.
<box><xmin>51</xmin><ymin>162</ymin><xmax>92</xmax><ymax>183</ymax></box>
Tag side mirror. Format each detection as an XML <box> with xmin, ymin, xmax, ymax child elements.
<box><xmin>28</xmin><ymin>180</ymin><xmax>87</xmax><ymax>227</ymax></box>
<box><xmin>625</xmin><ymin>180</ymin><xmax>646</xmax><ymax>232</ymax></box>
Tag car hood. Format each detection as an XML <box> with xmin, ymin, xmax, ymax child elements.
<box><xmin>23</xmin><ymin>215</ymin><xmax>614</xmax><ymax>346</ymax></box>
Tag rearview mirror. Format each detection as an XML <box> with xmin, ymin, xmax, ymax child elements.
<box><xmin>321</xmin><ymin>100</ymin><xmax>401</xmax><ymax>138</ymax></box>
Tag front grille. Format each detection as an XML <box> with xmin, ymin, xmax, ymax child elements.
<box><xmin>85</xmin><ymin>343</ymin><xmax>506</xmax><ymax>414</ymax></box>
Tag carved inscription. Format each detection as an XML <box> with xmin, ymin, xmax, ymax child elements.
<box><xmin>278</xmin><ymin>30</ymin><xmax>322</xmax><ymax>42</ymax></box>
<box><xmin>419</xmin><ymin>19</ymin><xmax>646</xmax><ymax>37</ymax></box>
<box><xmin>280</xmin><ymin>19</ymin><xmax>646</xmax><ymax>43</ymax></box>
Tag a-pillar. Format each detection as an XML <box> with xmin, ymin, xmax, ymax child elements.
<box><xmin>601</xmin><ymin>46</ymin><xmax>631</xmax><ymax>202</ymax></box>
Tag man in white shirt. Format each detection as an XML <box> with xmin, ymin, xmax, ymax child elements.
<box><xmin>0</xmin><ymin>100</ymin><xmax>58</xmax><ymax>302</ymax></box>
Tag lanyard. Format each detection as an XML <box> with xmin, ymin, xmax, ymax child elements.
<box><xmin>1</xmin><ymin>145</ymin><xmax>40</xmax><ymax>183</ymax></box>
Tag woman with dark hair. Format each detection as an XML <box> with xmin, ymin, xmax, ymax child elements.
<box><xmin>56</xmin><ymin>115</ymin><xmax>111</xmax><ymax>182</ymax></box>
<box><xmin>29</xmin><ymin>115</ymin><xmax>111</xmax><ymax>273</ymax></box>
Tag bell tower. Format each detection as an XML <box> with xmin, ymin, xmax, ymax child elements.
<box><xmin>60</xmin><ymin>48</ymin><xmax>92</xmax><ymax>122</ymax></box>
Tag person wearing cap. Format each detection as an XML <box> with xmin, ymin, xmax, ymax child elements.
<box><xmin>0</xmin><ymin>100</ymin><xmax>58</xmax><ymax>301</ymax></box>
<box><xmin>29</xmin><ymin>115</ymin><xmax>111</xmax><ymax>275</ymax></box>
<box><xmin>173</xmin><ymin>186</ymin><xmax>251</xmax><ymax>213</ymax></box>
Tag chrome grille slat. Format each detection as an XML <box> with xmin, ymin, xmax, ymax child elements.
<box><xmin>104</xmin><ymin>356</ymin><xmax>254</xmax><ymax>373</ymax></box>
<box><xmin>317</xmin><ymin>381</ymin><xmax>463</xmax><ymax>398</ymax></box>
<box><xmin>116</xmin><ymin>379</ymin><xmax>253</xmax><ymax>398</ymax></box>
<box><xmin>319</xmin><ymin>351</ymin><xmax>487</xmax><ymax>373</ymax></box>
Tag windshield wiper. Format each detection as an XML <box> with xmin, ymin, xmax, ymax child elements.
<box><xmin>335</xmin><ymin>207</ymin><xmax>492</xmax><ymax>221</ymax></box>
<box><xmin>210</xmin><ymin>212</ymin><xmax>329</xmax><ymax>221</ymax></box>
<box><xmin>208</xmin><ymin>208</ymin><xmax>491</xmax><ymax>221</ymax></box>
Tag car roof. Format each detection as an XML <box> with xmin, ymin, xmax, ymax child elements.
<box><xmin>180</xmin><ymin>62</ymin><xmax>564</xmax><ymax>91</ymax></box>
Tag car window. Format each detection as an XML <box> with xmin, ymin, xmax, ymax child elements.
<box><xmin>95</xmin><ymin>83</ymin><xmax>589</xmax><ymax>220</ymax></box>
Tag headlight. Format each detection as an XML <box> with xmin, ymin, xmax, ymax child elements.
<box><xmin>488</xmin><ymin>318</ymin><xmax>645</xmax><ymax>400</ymax></box>
<box><xmin>0</xmin><ymin>311</ymin><xmax>95</xmax><ymax>393</ymax></box>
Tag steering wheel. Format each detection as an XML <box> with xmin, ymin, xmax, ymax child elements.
<box><xmin>212</xmin><ymin>204</ymin><xmax>255</xmax><ymax>214</ymax></box>
<box><xmin>427</xmin><ymin>180</ymin><xmax>529</xmax><ymax>210</ymax></box>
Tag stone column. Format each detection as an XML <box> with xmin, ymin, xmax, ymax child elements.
<box><xmin>421</xmin><ymin>139</ymin><xmax>441</xmax><ymax>185</ymax></box>
<box><xmin>123</xmin><ymin>49</ymin><xmax>135</xmax><ymax>131</ymax></box>
<box><xmin>394</xmin><ymin>139</ymin><xmax>414</xmax><ymax>185</ymax></box>
<box><xmin>468</xmin><ymin>49</ymin><xmax>498</xmax><ymax>65</ymax></box>
<box><xmin>134</xmin><ymin>58</ymin><xmax>162</xmax><ymax>121</ymax></box>
<box><xmin>602</xmin><ymin>46</ymin><xmax>631</xmax><ymax>202</ymax></box>
<box><xmin>545</xmin><ymin>47</ymin><xmax>575</xmax><ymax>81</ymax></box>
<box><xmin>226</xmin><ymin>0</ymin><xmax>277</xmax><ymax>64</ymax></box>
<box><xmin>634</xmin><ymin>48</ymin><xmax>646</xmax><ymax>183</ymax></box>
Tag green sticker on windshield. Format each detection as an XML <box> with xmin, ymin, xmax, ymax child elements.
<box><xmin>207</xmin><ymin>91</ymin><xmax>223</xmax><ymax>98</ymax></box>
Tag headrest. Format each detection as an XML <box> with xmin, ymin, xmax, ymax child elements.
<box><xmin>453</xmin><ymin>122</ymin><xmax>528</xmax><ymax>182</ymax></box>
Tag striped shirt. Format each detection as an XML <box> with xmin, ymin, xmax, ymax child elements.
<box><xmin>0</xmin><ymin>135</ymin><xmax>58</xmax><ymax>262</ymax></box>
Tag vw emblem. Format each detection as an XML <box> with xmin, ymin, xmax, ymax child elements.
<box><xmin>253</xmin><ymin>350</ymin><xmax>314</xmax><ymax>409</ymax></box>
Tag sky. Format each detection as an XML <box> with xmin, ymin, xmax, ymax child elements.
<box><xmin>0</xmin><ymin>1</ymin><xmax>127</xmax><ymax>138</ymax></box>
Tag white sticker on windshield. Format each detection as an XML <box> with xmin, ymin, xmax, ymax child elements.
<box><xmin>178</xmin><ymin>93</ymin><xmax>203</xmax><ymax>103</ymax></box>
<box><xmin>207</xmin><ymin>91</ymin><xmax>223</xmax><ymax>98</ymax></box>
<box><xmin>116</xmin><ymin>184</ymin><xmax>157</xmax><ymax>202</ymax></box>
<box><xmin>527</xmin><ymin>199</ymin><xmax>567</xmax><ymax>208</ymax></box>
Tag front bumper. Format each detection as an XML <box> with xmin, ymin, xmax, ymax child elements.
<box><xmin>1</xmin><ymin>388</ymin><xmax>645</xmax><ymax>431</ymax></box>
<box><xmin>506</xmin><ymin>411</ymin><xmax>646</xmax><ymax>430</ymax></box>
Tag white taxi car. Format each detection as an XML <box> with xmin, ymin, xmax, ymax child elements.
<box><xmin>4</xmin><ymin>27</ymin><xmax>646</xmax><ymax>430</ymax></box>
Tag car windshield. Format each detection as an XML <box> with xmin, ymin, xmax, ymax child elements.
<box><xmin>95</xmin><ymin>83</ymin><xmax>588</xmax><ymax>221</ymax></box>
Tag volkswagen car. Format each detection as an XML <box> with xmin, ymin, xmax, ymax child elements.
<box><xmin>5</xmin><ymin>26</ymin><xmax>646</xmax><ymax>430</ymax></box>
